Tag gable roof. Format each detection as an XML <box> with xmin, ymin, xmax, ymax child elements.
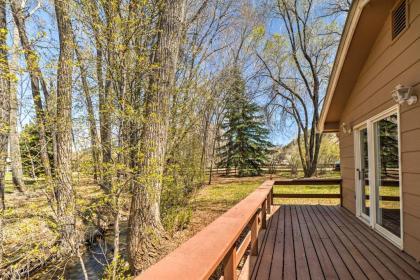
<box><xmin>319</xmin><ymin>0</ymin><xmax>396</xmax><ymax>132</ymax></box>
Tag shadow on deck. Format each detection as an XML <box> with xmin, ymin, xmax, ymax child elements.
<box><xmin>248</xmin><ymin>205</ymin><xmax>420</xmax><ymax>280</ymax></box>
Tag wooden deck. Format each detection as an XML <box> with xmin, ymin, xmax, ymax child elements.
<box><xmin>250</xmin><ymin>205</ymin><xmax>420</xmax><ymax>280</ymax></box>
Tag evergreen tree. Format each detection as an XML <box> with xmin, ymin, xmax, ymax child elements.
<box><xmin>19</xmin><ymin>123</ymin><xmax>55</xmax><ymax>177</ymax></box>
<box><xmin>218</xmin><ymin>67</ymin><xmax>272</xmax><ymax>176</ymax></box>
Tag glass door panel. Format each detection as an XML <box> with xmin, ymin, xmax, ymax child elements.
<box><xmin>359</xmin><ymin>128</ymin><xmax>370</xmax><ymax>218</ymax></box>
<box><xmin>373</xmin><ymin>113</ymin><xmax>401</xmax><ymax>238</ymax></box>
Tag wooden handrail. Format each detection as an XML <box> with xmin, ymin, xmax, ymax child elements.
<box><xmin>136</xmin><ymin>180</ymin><xmax>274</xmax><ymax>280</ymax></box>
<box><xmin>273</xmin><ymin>178</ymin><xmax>343</xmax><ymax>206</ymax></box>
<box><xmin>273</xmin><ymin>178</ymin><xmax>342</xmax><ymax>185</ymax></box>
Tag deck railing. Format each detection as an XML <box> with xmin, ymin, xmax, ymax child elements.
<box><xmin>136</xmin><ymin>178</ymin><xmax>344</xmax><ymax>280</ymax></box>
<box><xmin>273</xmin><ymin>178</ymin><xmax>343</xmax><ymax>206</ymax></box>
<box><xmin>136</xmin><ymin>180</ymin><xmax>275</xmax><ymax>280</ymax></box>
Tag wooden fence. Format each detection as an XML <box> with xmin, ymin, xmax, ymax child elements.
<box><xmin>206</xmin><ymin>163</ymin><xmax>337</xmax><ymax>176</ymax></box>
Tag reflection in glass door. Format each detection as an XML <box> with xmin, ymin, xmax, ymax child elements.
<box><xmin>373</xmin><ymin>113</ymin><xmax>401</xmax><ymax>238</ymax></box>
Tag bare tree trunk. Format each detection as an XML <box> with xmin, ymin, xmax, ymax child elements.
<box><xmin>112</xmin><ymin>204</ymin><xmax>120</xmax><ymax>280</ymax></box>
<box><xmin>53</xmin><ymin>0</ymin><xmax>77</xmax><ymax>252</ymax></box>
<box><xmin>0</xmin><ymin>0</ymin><xmax>10</xmax><ymax>263</ymax></box>
<box><xmin>127</xmin><ymin>0</ymin><xmax>186</xmax><ymax>273</ymax></box>
<box><xmin>95</xmin><ymin>1</ymin><xmax>116</xmax><ymax>193</ymax></box>
<box><xmin>9</xmin><ymin>24</ymin><xmax>25</xmax><ymax>192</ymax></box>
<box><xmin>200</xmin><ymin>111</ymin><xmax>210</xmax><ymax>182</ymax></box>
<box><xmin>11</xmin><ymin>0</ymin><xmax>52</xmax><ymax>179</ymax></box>
<box><xmin>75</xmin><ymin>45</ymin><xmax>101</xmax><ymax>183</ymax></box>
<box><xmin>208</xmin><ymin>113</ymin><xmax>222</xmax><ymax>185</ymax></box>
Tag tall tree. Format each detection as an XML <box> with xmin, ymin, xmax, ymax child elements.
<box><xmin>127</xmin><ymin>0</ymin><xmax>187</xmax><ymax>273</ymax></box>
<box><xmin>98</xmin><ymin>0</ymin><xmax>114</xmax><ymax>192</ymax></box>
<box><xmin>323</xmin><ymin>0</ymin><xmax>351</xmax><ymax>17</ymax></box>
<box><xmin>256</xmin><ymin>0</ymin><xmax>341</xmax><ymax>177</ymax></box>
<box><xmin>53</xmin><ymin>0</ymin><xmax>77</xmax><ymax>253</ymax></box>
<box><xmin>75</xmin><ymin>44</ymin><xmax>101</xmax><ymax>183</ymax></box>
<box><xmin>9</xmin><ymin>22</ymin><xmax>25</xmax><ymax>192</ymax></box>
<box><xmin>218</xmin><ymin>67</ymin><xmax>271</xmax><ymax>176</ymax></box>
<box><xmin>10</xmin><ymin>0</ymin><xmax>52</xmax><ymax>178</ymax></box>
<box><xmin>0</xmin><ymin>0</ymin><xmax>10</xmax><ymax>263</ymax></box>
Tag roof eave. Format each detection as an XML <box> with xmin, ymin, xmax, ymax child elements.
<box><xmin>318</xmin><ymin>0</ymin><xmax>371</xmax><ymax>133</ymax></box>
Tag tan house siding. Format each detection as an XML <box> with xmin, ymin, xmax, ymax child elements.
<box><xmin>338</xmin><ymin>0</ymin><xmax>420</xmax><ymax>260</ymax></box>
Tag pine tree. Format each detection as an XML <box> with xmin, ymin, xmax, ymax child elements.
<box><xmin>218</xmin><ymin>67</ymin><xmax>271</xmax><ymax>177</ymax></box>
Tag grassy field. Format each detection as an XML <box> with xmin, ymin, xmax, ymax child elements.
<box><xmin>271</xmin><ymin>170</ymin><xmax>341</xmax><ymax>205</ymax></box>
<box><xmin>273</xmin><ymin>185</ymin><xmax>340</xmax><ymax>205</ymax></box>
<box><xmin>191</xmin><ymin>175</ymin><xmax>342</xmax><ymax>210</ymax></box>
<box><xmin>186</xmin><ymin>172</ymin><xmax>343</xmax><ymax>232</ymax></box>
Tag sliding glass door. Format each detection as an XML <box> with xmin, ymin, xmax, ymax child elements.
<box><xmin>355</xmin><ymin>107</ymin><xmax>402</xmax><ymax>247</ymax></box>
<box><xmin>373</xmin><ymin>113</ymin><xmax>401</xmax><ymax>240</ymax></box>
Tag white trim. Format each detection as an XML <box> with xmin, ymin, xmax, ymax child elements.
<box><xmin>368</xmin><ymin>105</ymin><xmax>399</xmax><ymax>123</ymax></box>
<box><xmin>398</xmin><ymin>106</ymin><xmax>404</xmax><ymax>250</ymax></box>
<box><xmin>352</xmin><ymin>105</ymin><xmax>403</xmax><ymax>249</ymax></box>
<box><xmin>319</xmin><ymin>0</ymin><xmax>371</xmax><ymax>132</ymax></box>
<box><xmin>375</xmin><ymin>224</ymin><xmax>402</xmax><ymax>248</ymax></box>
<box><xmin>354</xmin><ymin>129</ymin><xmax>361</xmax><ymax>218</ymax></box>
<box><xmin>368</xmin><ymin>117</ymin><xmax>376</xmax><ymax>229</ymax></box>
<box><xmin>354</xmin><ymin>125</ymin><xmax>371</xmax><ymax>225</ymax></box>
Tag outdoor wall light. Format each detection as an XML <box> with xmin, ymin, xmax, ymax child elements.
<box><xmin>391</xmin><ymin>84</ymin><xmax>417</xmax><ymax>105</ymax></box>
<box><xmin>340</xmin><ymin>122</ymin><xmax>352</xmax><ymax>135</ymax></box>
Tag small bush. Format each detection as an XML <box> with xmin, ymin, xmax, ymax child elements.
<box><xmin>102</xmin><ymin>255</ymin><xmax>131</xmax><ymax>280</ymax></box>
<box><xmin>162</xmin><ymin>207</ymin><xmax>192</xmax><ymax>235</ymax></box>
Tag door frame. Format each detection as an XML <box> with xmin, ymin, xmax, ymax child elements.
<box><xmin>353</xmin><ymin>124</ymin><xmax>370</xmax><ymax>223</ymax></box>
<box><xmin>353</xmin><ymin>105</ymin><xmax>403</xmax><ymax>249</ymax></box>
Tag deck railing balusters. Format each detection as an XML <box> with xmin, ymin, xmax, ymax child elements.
<box><xmin>251</xmin><ymin>210</ymin><xmax>260</xmax><ymax>257</ymax></box>
<box><xmin>223</xmin><ymin>246</ymin><xmax>237</xmax><ymax>280</ymax></box>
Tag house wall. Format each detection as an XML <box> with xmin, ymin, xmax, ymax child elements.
<box><xmin>338</xmin><ymin>0</ymin><xmax>420</xmax><ymax>260</ymax></box>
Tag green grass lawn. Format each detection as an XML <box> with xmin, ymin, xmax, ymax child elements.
<box><xmin>270</xmin><ymin>170</ymin><xmax>341</xmax><ymax>205</ymax></box>
<box><xmin>273</xmin><ymin>184</ymin><xmax>340</xmax><ymax>205</ymax></box>
<box><xmin>191</xmin><ymin>180</ymin><xmax>265</xmax><ymax>211</ymax></box>
<box><xmin>191</xmin><ymin>174</ymin><xmax>342</xmax><ymax>216</ymax></box>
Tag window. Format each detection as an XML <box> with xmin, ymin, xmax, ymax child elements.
<box><xmin>392</xmin><ymin>0</ymin><xmax>408</xmax><ymax>40</ymax></box>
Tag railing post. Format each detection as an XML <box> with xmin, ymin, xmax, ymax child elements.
<box><xmin>251</xmin><ymin>213</ymin><xmax>259</xmax><ymax>256</ymax></box>
<box><xmin>261</xmin><ymin>201</ymin><xmax>267</xmax><ymax>229</ymax></box>
<box><xmin>223</xmin><ymin>246</ymin><xmax>237</xmax><ymax>280</ymax></box>
<box><xmin>340</xmin><ymin>180</ymin><xmax>343</xmax><ymax>207</ymax></box>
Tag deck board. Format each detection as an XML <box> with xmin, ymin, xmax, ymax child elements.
<box><xmin>254</xmin><ymin>206</ymin><xmax>279</xmax><ymax>280</ymax></box>
<box><xmin>308</xmin><ymin>205</ymin><xmax>359</xmax><ymax>280</ymax></box>
<box><xmin>269</xmin><ymin>204</ymin><xmax>285</xmax><ymax>280</ymax></box>
<box><xmin>299</xmin><ymin>206</ymin><xmax>339</xmax><ymax>280</ymax></box>
<box><xmin>252</xmin><ymin>205</ymin><xmax>420</xmax><ymax>280</ymax></box>
<box><xmin>294</xmin><ymin>206</ymin><xmax>324</xmax><ymax>280</ymax></box>
<box><xmin>321</xmin><ymin>206</ymin><xmax>412</xmax><ymax>279</ymax></box>
<box><xmin>283</xmin><ymin>206</ymin><xmax>296</xmax><ymax>279</ymax></box>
